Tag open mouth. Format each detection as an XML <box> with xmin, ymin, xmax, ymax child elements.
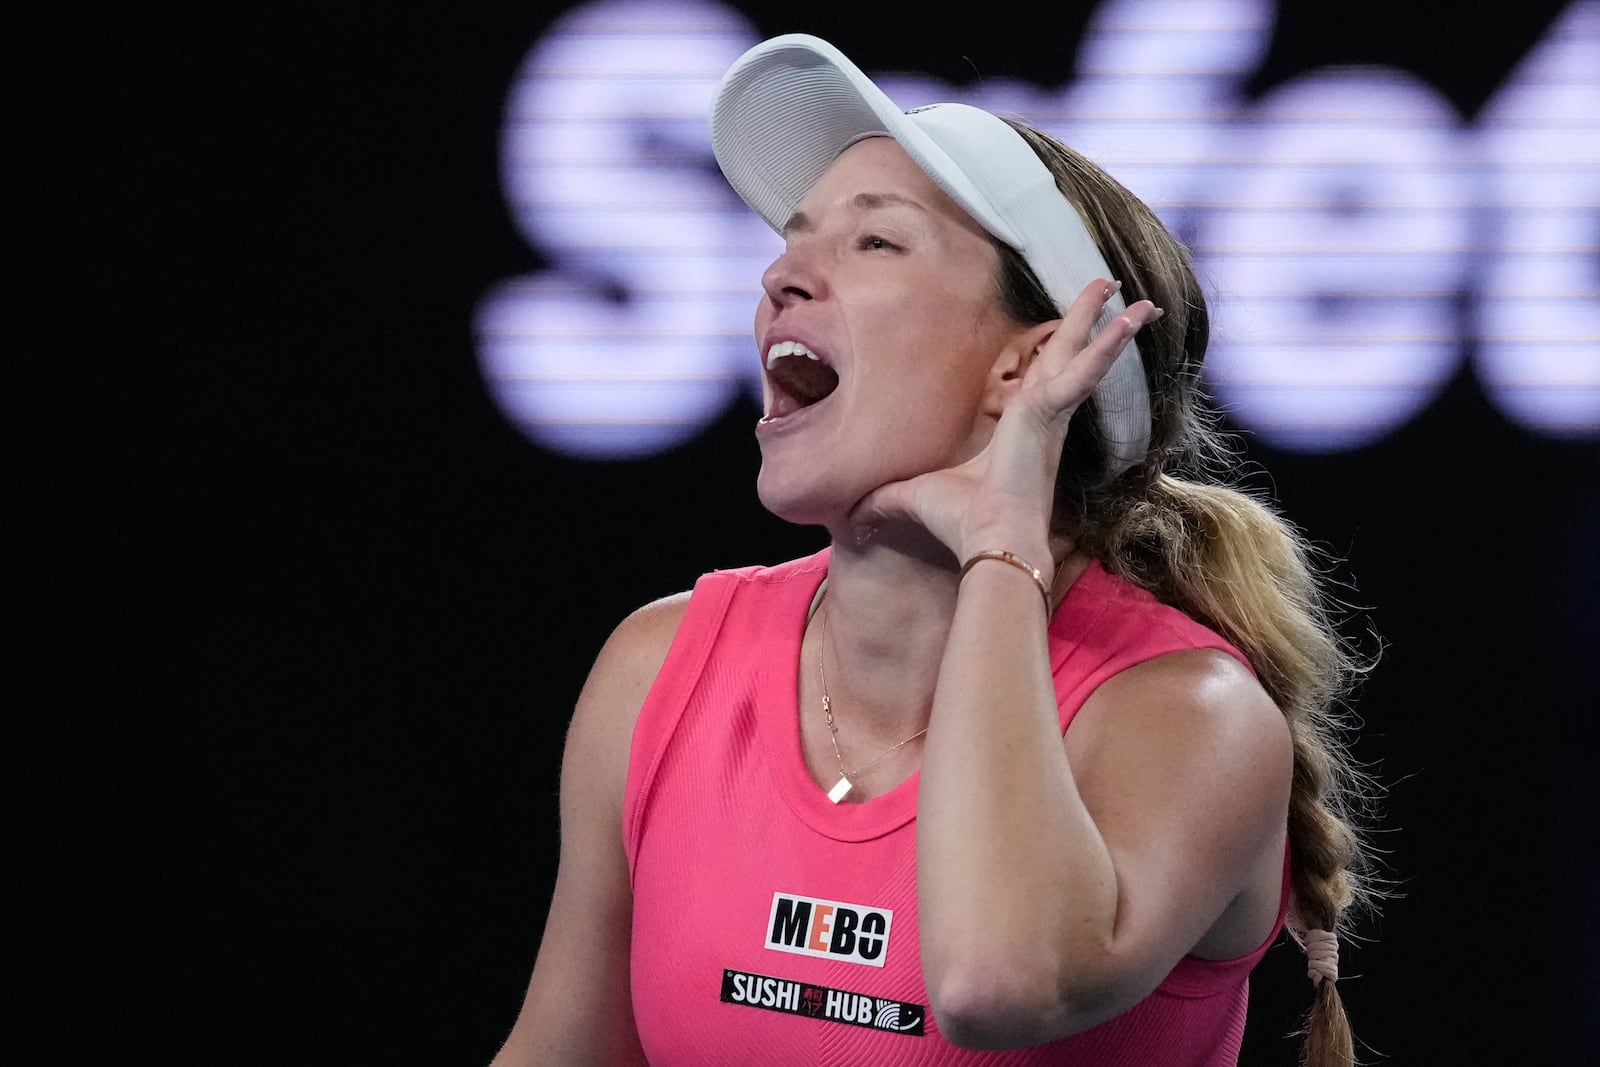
<box><xmin>762</xmin><ymin>341</ymin><xmax>840</xmax><ymax>421</ymax></box>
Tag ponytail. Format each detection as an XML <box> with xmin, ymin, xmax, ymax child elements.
<box><xmin>1099</xmin><ymin>474</ymin><xmax>1370</xmax><ymax>1067</ymax></box>
<box><xmin>1302</xmin><ymin>977</ymin><xmax>1355</xmax><ymax>1067</ymax></box>
<box><xmin>999</xmin><ymin>118</ymin><xmax>1379</xmax><ymax>1066</ymax></box>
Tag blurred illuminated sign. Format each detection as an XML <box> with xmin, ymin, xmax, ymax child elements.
<box><xmin>476</xmin><ymin>0</ymin><xmax>1600</xmax><ymax>458</ymax></box>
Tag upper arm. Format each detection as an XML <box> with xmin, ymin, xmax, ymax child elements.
<box><xmin>1065</xmin><ymin>648</ymin><xmax>1293</xmax><ymax>1003</ymax></box>
<box><xmin>490</xmin><ymin>592</ymin><xmax>690</xmax><ymax>1067</ymax></box>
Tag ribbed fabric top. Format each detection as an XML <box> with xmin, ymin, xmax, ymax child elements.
<box><xmin>624</xmin><ymin>550</ymin><xmax>1287</xmax><ymax>1065</ymax></box>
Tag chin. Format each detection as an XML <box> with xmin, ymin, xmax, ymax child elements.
<box><xmin>755</xmin><ymin>466</ymin><xmax>846</xmax><ymax>531</ymax></box>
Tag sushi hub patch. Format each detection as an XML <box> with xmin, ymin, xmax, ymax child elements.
<box><xmin>719</xmin><ymin>968</ymin><xmax>925</xmax><ymax>1037</ymax></box>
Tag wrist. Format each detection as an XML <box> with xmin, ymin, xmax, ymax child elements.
<box><xmin>958</xmin><ymin>548</ymin><xmax>1054</xmax><ymax>613</ymax></box>
<box><xmin>956</xmin><ymin>527</ymin><xmax>1053</xmax><ymax>573</ymax></box>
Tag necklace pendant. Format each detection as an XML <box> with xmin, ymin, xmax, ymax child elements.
<box><xmin>827</xmin><ymin>776</ymin><xmax>854</xmax><ymax>804</ymax></box>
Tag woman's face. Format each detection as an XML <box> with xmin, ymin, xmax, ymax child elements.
<box><xmin>752</xmin><ymin>136</ymin><xmax>1035</xmax><ymax>529</ymax></box>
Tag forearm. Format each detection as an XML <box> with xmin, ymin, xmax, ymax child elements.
<box><xmin>915</xmin><ymin>553</ymin><xmax>1123</xmax><ymax>1043</ymax></box>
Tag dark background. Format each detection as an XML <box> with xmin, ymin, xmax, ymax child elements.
<box><xmin>20</xmin><ymin>1</ymin><xmax>1596</xmax><ymax>1063</ymax></box>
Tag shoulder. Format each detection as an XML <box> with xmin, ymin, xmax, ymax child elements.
<box><xmin>1070</xmin><ymin>563</ymin><xmax>1242</xmax><ymax>653</ymax></box>
<box><xmin>1074</xmin><ymin>648</ymin><xmax>1290</xmax><ymax>785</ymax></box>
<box><xmin>1070</xmin><ymin>571</ymin><xmax>1293</xmax><ymax>876</ymax></box>
<box><xmin>577</xmin><ymin>591</ymin><xmax>693</xmax><ymax>729</ymax></box>
<box><xmin>551</xmin><ymin>588</ymin><xmax>703</xmax><ymax>821</ymax></box>
<box><xmin>603</xmin><ymin>591</ymin><xmax>695</xmax><ymax>671</ymax></box>
<box><xmin>1068</xmin><ymin>647</ymin><xmax>1292</xmax><ymax>878</ymax></box>
<box><xmin>571</xmin><ymin>551</ymin><xmax>827</xmax><ymax>762</ymax></box>
<box><xmin>1060</xmin><ymin>648</ymin><xmax>1294</xmax><ymax>968</ymax></box>
<box><xmin>579</xmin><ymin>551</ymin><xmax>821</xmax><ymax>714</ymax></box>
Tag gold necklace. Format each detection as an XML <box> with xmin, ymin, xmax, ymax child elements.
<box><xmin>817</xmin><ymin>604</ymin><xmax>928</xmax><ymax>804</ymax></box>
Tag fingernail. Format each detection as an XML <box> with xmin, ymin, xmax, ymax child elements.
<box><xmin>1149</xmin><ymin>307</ymin><xmax>1166</xmax><ymax>321</ymax></box>
<box><xmin>1104</xmin><ymin>280</ymin><xmax>1123</xmax><ymax>299</ymax></box>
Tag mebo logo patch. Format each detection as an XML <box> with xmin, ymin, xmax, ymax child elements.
<box><xmin>720</xmin><ymin>968</ymin><xmax>925</xmax><ymax>1037</ymax></box>
<box><xmin>766</xmin><ymin>892</ymin><xmax>893</xmax><ymax>967</ymax></box>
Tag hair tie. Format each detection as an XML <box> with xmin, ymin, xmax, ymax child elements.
<box><xmin>1303</xmin><ymin>927</ymin><xmax>1339</xmax><ymax>987</ymax></box>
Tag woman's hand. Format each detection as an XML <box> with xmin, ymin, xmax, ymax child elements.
<box><xmin>848</xmin><ymin>279</ymin><xmax>1161</xmax><ymax>563</ymax></box>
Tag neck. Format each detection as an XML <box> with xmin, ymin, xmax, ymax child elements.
<box><xmin>813</xmin><ymin>528</ymin><xmax>1086</xmax><ymax>740</ymax></box>
<box><xmin>816</xmin><ymin>538</ymin><xmax>958</xmax><ymax>738</ymax></box>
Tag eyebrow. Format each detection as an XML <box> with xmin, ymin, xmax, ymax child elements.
<box><xmin>780</xmin><ymin>192</ymin><xmax>928</xmax><ymax>237</ymax></box>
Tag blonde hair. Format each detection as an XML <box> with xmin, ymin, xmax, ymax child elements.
<box><xmin>999</xmin><ymin>120</ymin><xmax>1375</xmax><ymax>1067</ymax></box>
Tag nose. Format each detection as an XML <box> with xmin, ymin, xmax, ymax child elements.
<box><xmin>761</xmin><ymin>241</ymin><xmax>827</xmax><ymax>310</ymax></box>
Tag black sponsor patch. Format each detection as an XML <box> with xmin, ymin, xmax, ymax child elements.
<box><xmin>719</xmin><ymin>967</ymin><xmax>925</xmax><ymax>1037</ymax></box>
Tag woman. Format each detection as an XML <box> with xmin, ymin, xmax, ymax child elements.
<box><xmin>493</xmin><ymin>34</ymin><xmax>1369</xmax><ymax>1067</ymax></box>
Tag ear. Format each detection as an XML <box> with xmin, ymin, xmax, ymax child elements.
<box><xmin>980</xmin><ymin>318</ymin><xmax>1061</xmax><ymax>417</ymax></box>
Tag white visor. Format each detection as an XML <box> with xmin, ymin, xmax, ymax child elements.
<box><xmin>710</xmin><ymin>33</ymin><xmax>1151</xmax><ymax>474</ymax></box>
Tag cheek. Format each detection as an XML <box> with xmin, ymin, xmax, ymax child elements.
<box><xmin>858</xmin><ymin>355</ymin><xmax>986</xmax><ymax>455</ymax></box>
<box><xmin>850</xmin><ymin>283</ymin><xmax>977</xmax><ymax>359</ymax></box>
<box><xmin>866</xmin><ymin>294</ymin><xmax>1001</xmax><ymax>392</ymax></box>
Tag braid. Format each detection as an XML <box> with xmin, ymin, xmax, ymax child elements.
<box><xmin>999</xmin><ymin>120</ymin><xmax>1381</xmax><ymax>1066</ymax></box>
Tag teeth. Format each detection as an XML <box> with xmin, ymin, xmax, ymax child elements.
<box><xmin>765</xmin><ymin>340</ymin><xmax>821</xmax><ymax>368</ymax></box>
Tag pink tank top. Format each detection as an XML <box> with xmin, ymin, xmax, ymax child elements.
<box><xmin>624</xmin><ymin>550</ymin><xmax>1287</xmax><ymax>1065</ymax></box>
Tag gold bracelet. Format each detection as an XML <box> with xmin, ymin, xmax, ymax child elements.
<box><xmin>959</xmin><ymin>549</ymin><xmax>1052</xmax><ymax>612</ymax></box>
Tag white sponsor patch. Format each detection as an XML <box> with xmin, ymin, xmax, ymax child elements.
<box><xmin>765</xmin><ymin>892</ymin><xmax>894</xmax><ymax>968</ymax></box>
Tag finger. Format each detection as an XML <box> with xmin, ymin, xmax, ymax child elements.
<box><xmin>1037</xmin><ymin>300</ymin><xmax>1163</xmax><ymax>411</ymax></box>
<box><xmin>1049</xmin><ymin>278</ymin><xmax>1122</xmax><ymax>352</ymax></box>
<box><xmin>1029</xmin><ymin>279</ymin><xmax>1132</xmax><ymax>382</ymax></box>
<box><xmin>847</xmin><ymin>479</ymin><xmax>916</xmax><ymax>540</ymax></box>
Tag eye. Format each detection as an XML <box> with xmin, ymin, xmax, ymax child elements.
<box><xmin>858</xmin><ymin>234</ymin><xmax>900</xmax><ymax>253</ymax></box>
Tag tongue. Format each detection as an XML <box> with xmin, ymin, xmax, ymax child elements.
<box><xmin>771</xmin><ymin>358</ymin><xmax>839</xmax><ymax>407</ymax></box>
